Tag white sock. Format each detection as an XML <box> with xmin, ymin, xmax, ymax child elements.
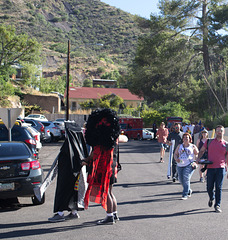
<box><xmin>107</xmin><ymin>213</ymin><xmax>113</xmax><ymax>217</ymax></box>
<box><xmin>71</xmin><ymin>210</ymin><xmax>78</xmax><ymax>215</ymax></box>
<box><xmin>58</xmin><ymin>211</ymin><xmax>64</xmax><ymax>216</ymax></box>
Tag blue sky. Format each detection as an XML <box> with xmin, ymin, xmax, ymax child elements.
<box><xmin>101</xmin><ymin>0</ymin><xmax>160</xmax><ymax>19</ymax></box>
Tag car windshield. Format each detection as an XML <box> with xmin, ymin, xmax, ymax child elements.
<box><xmin>120</xmin><ymin>123</ymin><xmax>127</xmax><ymax>129</ymax></box>
<box><xmin>42</xmin><ymin>122</ymin><xmax>50</xmax><ymax>127</ymax></box>
<box><xmin>0</xmin><ymin>143</ymin><xmax>31</xmax><ymax>158</ymax></box>
<box><xmin>28</xmin><ymin>115</ymin><xmax>40</xmax><ymax>118</ymax></box>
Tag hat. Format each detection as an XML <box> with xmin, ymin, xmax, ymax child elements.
<box><xmin>201</xmin><ymin>129</ymin><xmax>208</xmax><ymax>133</ymax></box>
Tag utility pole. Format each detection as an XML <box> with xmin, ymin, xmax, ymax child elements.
<box><xmin>66</xmin><ymin>40</ymin><xmax>70</xmax><ymax>121</ymax></box>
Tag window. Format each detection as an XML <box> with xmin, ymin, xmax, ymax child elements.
<box><xmin>72</xmin><ymin>102</ymin><xmax>77</xmax><ymax>110</ymax></box>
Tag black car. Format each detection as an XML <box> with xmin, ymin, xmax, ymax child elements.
<box><xmin>0</xmin><ymin>142</ymin><xmax>45</xmax><ymax>205</ymax></box>
<box><xmin>23</xmin><ymin>119</ymin><xmax>45</xmax><ymax>141</ymax></box>
<box><xmin>0</xmin><ymin>124</ymin><xmax>38</xmax><ymax>159</ymax></box>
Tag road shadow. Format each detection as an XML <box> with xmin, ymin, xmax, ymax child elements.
<box><xmin>119</xmin><ymin>208</ymin><xmax>210</xmax><ymax>221</ymax></box>
<box><xmin>41</xmin><ymin>141</ymin><xmax>63</xmax><ymax>147</ymax></box>
<box><xmin>0</xmin><ymin>219</ymin><xmax>101</xmax><ymax>239</ymax></box>
<box><xmin>115</xmin><ymin>180</ymin><xmax>175</xmax><ymax>188</ymax></box>
<box><xmin>119</xmin><ymin>141</ymin><xmax>161</xmax><ymax>153</ymax></box>
<box><xmin>0</xmin><ymin>208</ymin><xmax>211</xmax><ymax>239</ymax></box>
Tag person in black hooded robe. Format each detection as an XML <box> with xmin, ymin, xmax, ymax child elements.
<box><xmin>48</xmin><ymin>122</ymin><xmax>88</xmax><ymax>222</ymax></box>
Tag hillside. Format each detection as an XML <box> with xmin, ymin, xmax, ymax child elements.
<box><xmin>0</xmin><ymin>0</ymin><xmax>144</xmax><ymax>84</ymax></box>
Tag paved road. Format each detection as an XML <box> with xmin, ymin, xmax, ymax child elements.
<box><xmin>1</xmin><ymin>140</ymin><xmax>228</xmax><ymax>240</ymax></box>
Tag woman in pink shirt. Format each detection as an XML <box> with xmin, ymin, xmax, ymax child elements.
<box><xmin>156</xmin><ymin>122</ymin><xmax>169</xmax><ymax>163</ymax></box>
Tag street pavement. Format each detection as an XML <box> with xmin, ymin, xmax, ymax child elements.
<box><xmin>1</xmin><ymin>139</ymin><xmax>228</xmax><ymax>240</ymax></box>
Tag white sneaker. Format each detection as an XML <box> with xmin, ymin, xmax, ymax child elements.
<box><xmin>181</xmin><ymin>196</ymin><xmax>188</xmax><ymax>200</ymax></box>
<box><xmin>188</xmin><ymin>189</ymin><xmax>193</xmax><ymax>198</ymax></box>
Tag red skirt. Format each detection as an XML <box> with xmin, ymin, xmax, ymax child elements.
<box><xmin>84</xmin><ymin>145</ymin><xmax>113</xmax><ymax>211</ymax></box>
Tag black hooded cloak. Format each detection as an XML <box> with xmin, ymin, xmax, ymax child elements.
<box><xmin>53</xmin><ymin>122</ymin><xmax>88</xmax><ymax>212</ymax></box>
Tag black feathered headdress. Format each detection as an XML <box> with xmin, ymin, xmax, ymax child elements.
<box><xmin>85</xmin><ymin>108</ymin><xmax>120</xmax><ymax>149</ymax></box>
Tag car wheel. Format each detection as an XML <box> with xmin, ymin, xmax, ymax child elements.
<box><xmin>44</xmin><ymin>137</ymin><xmax>51</xmax><ymax>143</ymax></box>
<box><xmin>32</xmin><ymin>193</ymin><xmax>45</xmax><ymax>205</ymax></box>
<box><xmin>50</xmin><ymin>133</ymin><xmax>55</xmax><ymax>142</ymax></box>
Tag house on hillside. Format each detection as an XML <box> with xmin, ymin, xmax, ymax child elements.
<box><xmin>93</xmin><ymin>79</ymin><xmax>117</xmax><ymax>88</ymax></box>
<box><xmin>11</xmin><ymin>64</ymin><xmax>42</xmax><ymax>84</ymax></box>
<box><xmin>68</xmin><ymin>87</ymin><xmax>144</xmax><ymax>110</ymax></box>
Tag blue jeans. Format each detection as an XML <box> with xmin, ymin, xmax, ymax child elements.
<box><xmin>177</xmin><ymin>164</ymin><xmax>194</xmax><ymax>197</ymax></box>
<box><xmin>206</xmin><ymin>168</ymin><xmax>226</xmax><ymax>207</ymax></box>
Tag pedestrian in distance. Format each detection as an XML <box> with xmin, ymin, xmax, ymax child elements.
<box><xmin>174</xmin><ymin>132</ymin><xmax>199</xmax><ymax>200</ymax></box>
<box><xmin>196</xmin><ymin>129</ymin><xmax>208</xmax><ymax>182</ymax></box>
<box><xmin>167</xmin><ymin>123</ymin><xmax>184</xmax><ymax>182</ymax></box>
<box><xmin>182</xmin><ymin>122</ymin><xmax>188</xmax><ymax>133</ymax></box>
<box><xmin>152</xmin><ymin>121</ymin><xmax>157</xmax><ymax>140</ymax></box>
<box><xmin>156</xmin><ymin>122</ymin><xmax>169</xmax><ymax>163</ymax></box>
<box><xmin>197</xmin><ymin>125</ymin><xmax>228</xmax><ymax>213</ymax></box>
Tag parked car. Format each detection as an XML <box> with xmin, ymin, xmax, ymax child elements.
<box><xmin>0</xmin><ymin>124</ymin><xmax>38</xmax><ymax>159</ymax></box>
<box><xmin>44</xmin><ymin>128</ymin><xmax>52</xmax><ymax>143</ymax></box>
<box><xmin>55</xmin><ymin>118</ymin><xmax>65</xmax><ymax>122</ymax></box>
<box><xmin>40</xmin><ymin>121</ymin><xmax>61</xmax><ymax>142</ymax></box>
<box><xmin>25</xmin><ymin>114</ymin><xmax>48</xmax><ymax>122</ymax></box>
<box><xmin>0</xmin><ymin>142</ymin><xmax>45</xmax><ymax>205</ymax></box>
<box><xmin>23</xmin><ymin>119</ymin><xmax>45</xmax><ymax>141</ymax></box>
<box><xmin>142</xmin><ymin>129</ymin><xmax>154</xmax><ymax>140</ymax></box>
<box><xmin>53</xmin><ymin>120</ymin><xmax>65</xmax><ymax>139</ymax></box>
<box><xmin>25</xmin><ymin>126</ymin><xmax>42</xmax><ymax>152</ymax></box>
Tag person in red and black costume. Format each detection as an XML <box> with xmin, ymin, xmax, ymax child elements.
<box><xmin>82</xmin><ymin>108</ymin><xmax>120</xmax><ymax>225</ymax></box>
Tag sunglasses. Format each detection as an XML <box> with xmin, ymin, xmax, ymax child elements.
<box><xmin>216</xmin><ymin>129</ymin><xmax>224</xmax><ymax>132</ymax></box>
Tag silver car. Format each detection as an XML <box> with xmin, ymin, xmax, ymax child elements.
<box><xmin>53</xmin><ymin>120</ymin><xmax>65</xmax><ymax>139</ymax></box>
<box><xmin>40</xmin><ymin>121</ymin><xmax>61</xmax><ymax>142</ymax></box>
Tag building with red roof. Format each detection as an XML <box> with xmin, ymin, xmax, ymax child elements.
<box><xmin>68</xmin><ymin>87</ymin><xmax>144</xmax><ymax>110</ymax></box>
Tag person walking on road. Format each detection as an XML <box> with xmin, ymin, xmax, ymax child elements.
<box><xmin>83</xmin><ymin>108</ymin><xmax>120</xmax><ymax>225</ymax></box>
<box><xmin>174</xmin><ymin>133</ymin><xmax>198</xmax><ymax>200</ymax></box>
<box><xmin>196</xmin><ymin>129</ymin><xmax>208</xmax><ymax>182</ymax></box>
<box><xmin>48</xmin><ymin>123</ymin><xmax>88</xmax><ymax>223</ymax></box>
<box><xmin>197</xmin><ymin>125</ymin><xmax>228</xmax><ymax>213</ymax></box>
<box><xmin>152</xmin><ymin>121</ymin><xmax>157</xmax><ymax>140</ymax></box>
<box><xmin>156</xmin><ymin>122</ymin><xmax>169</xmax><ymax>163</ymax></box>
<box><xmin>167</xmin><ymin>123</ymin><xmax>184</xmax><ymax>182</ymax></box>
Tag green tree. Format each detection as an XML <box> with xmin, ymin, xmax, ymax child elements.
<box><xmin>156</xmin><ymin>0</ymin><xmax>228</xmax><ymax>76</ymax></box>
<box><xmin>79</xmin><ymin>93</ymin><xmax>124</xmax><ymax>110</ymax></box>
<box><xmin>21</xmin><ymin>62</ymin><xmax>41</xmax><ymax>87</ymax></box>
<box><xmin>141</xmin><ymin>109</ymin><xmax>164</xmax><ymax>127</ymax></box>
<box><xmin>0</xmin><ymin>24</ymin><xmax>41</xmax><ymax>71</ymax></box>
<box><xmin>83</xmin><ymin>79</ymin><xmax>93</xmax><ymax>87</ymax></box>
<box><xmin>0</xmin><ymin>24</ymin><xmax>41</xmax><ymax>97</ymax></box>
<box><xmin>128</xmin><ymin>31</ymin><xmax>198</xmax><ymax>104</ymax></box>
<box><xmin>39</xmin><ymin>76</ymin><xmax>66</xmax><ymax>94</ymax></box>
<box><xmin>128</xmin><ymin>0</ymin><xmax>228</xmax><ymax>118</ymax></box>
<box><xmin>101</xmin><ymin>70</ymin><xmax>121</xmax><ymax>80</ymax></box>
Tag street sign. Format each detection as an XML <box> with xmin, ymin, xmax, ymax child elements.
<box><xmin>0</xmin><ymin>108</ymin><xmax>22</xmax><ymax>129</ymax></box>
<box><xmin>0</xmin><ymin>108</ymin><xmax>22</xmax><ymax>141</ymax></box>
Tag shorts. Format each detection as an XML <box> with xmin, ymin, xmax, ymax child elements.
<box><xmin>159</xmin><ymin>143</ymin><xmax>168</xmax><ymax>150</ymax></box>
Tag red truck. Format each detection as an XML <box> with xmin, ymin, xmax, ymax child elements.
<box><xmin>166</xmin><ymin>117</ymin><xmax>183</xmax><ymax>131</ymax></box>
<box><xmin>119</xmin><ymin>117</ymin><xmax>143</xmax><ymax>140</ymax></box>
